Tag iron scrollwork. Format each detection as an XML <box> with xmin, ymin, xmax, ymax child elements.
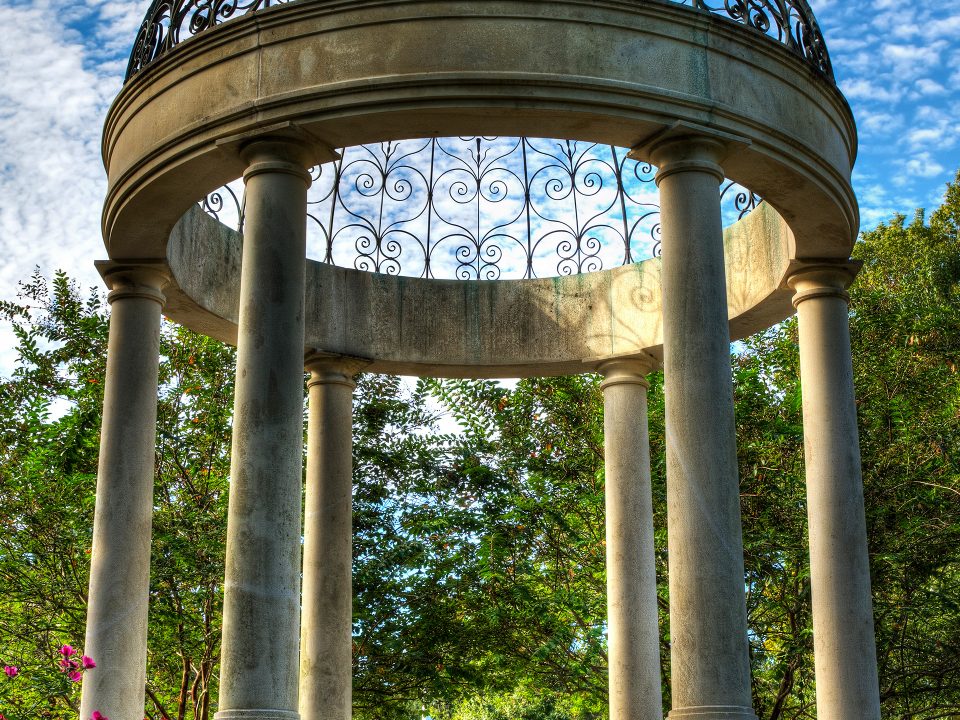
<box><xmin>125</xmin><ymin>0</ymin><xmax>292</xmax><ymax>80</ymax></box>
<box><xmin>203</xmin><ymin>136</ymin><xmax>760</xmax><ymax>281</ymax></box>
<box><xmin>200</xmin><ymin>183</ymin><xmax>243</xmax><ymax>229</ymax></box>
<box><xmin>306</xmin><ymin>137</ymin><xmax>664</xmax><ymax>280</ymax></box>
<box><xmin>720</xmin><ymin>180</ymin><xmax>762</xmax><ymax>222</ymax></box>
<box><xmin>125</xmin><ymin>0</ymin><xmax>833</xmax><ymax>83</ymax></box>
<box><xmin>684</xmin><ymin>0</ymin><xmax>833</xmax><ymax>76</ymax></box>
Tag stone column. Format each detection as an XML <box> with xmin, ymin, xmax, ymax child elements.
<box><xmin>299</xmin><ymin>354</ymin><xmax>366</xmax><ymax>720</ymax></box>
<box><xmin>600</xmin><ymin>357</ymin><xmax>663</xmax><ymax>720</ymax></box>
<box><xmin>648</xmin><ymin>130</ymin><xmax>757</xmax><ymax>720</ymax></box>
<box><xmin>81</xmin><ymin>263</ymin><xmax>167</xmax><ymax>720</ymax></box>
<box><xmin>788</xmin><ymin>264</ymin><xmax>881</xmax><ymax>720</ymax></box>
<box><xmin>216</xmin><ymin>138</ymin><xmax>314</xmax><ymax>720</ymax></box>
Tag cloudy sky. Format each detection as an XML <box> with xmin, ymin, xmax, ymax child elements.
<box><xmin>0</xmin><ymin>0</ymin><xmax>957</xmax><ymax>298</ymax></box>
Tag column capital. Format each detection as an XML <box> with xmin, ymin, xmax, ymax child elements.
<box><xmin>786</xmin><ymin>260</ymin><xmax>862</xmax><ymax>308</ymax></box>
<box><xmin>629</xmin><ymin>122</ymin><xmax>750</xmax><ymax>186</ymax></box>
<box><xmin>217</xmin><ymin>122</ymin><xmax>338</xmax><ymax>184</ymax></box>
<box><xmin>597</xmin><ymin>355</ymin><xmax>659</xmax><ymax>391</ymax></box>
<box><xmin>95</xmin><ymin>260</ymin><xmax>169</xmax><ymax>306</ymax></box>
<box><xmin>304</xmin><ymin>351</ymin><xmax>372</xmax><ymax>388</ymax></box>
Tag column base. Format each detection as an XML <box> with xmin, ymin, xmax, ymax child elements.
<box><xmin>669</xmin><ymin>707</ymin><xmax>758</xmax><ymax>719</ymax></box>
<box><xmin>215</xmin><ymin>711</ymin><xmax>300</xmax><ymax>720</ymax></box>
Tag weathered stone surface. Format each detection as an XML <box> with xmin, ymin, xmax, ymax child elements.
<box><xmin>789</xmin><ymin>265</ymin><xmax>881</xmax><ymax>720</ymax></box>
<box><xmin>299</xmin><ymin>357</ymin><xmax>364</xmax><ymax>720</ymax></box>
<box><xmin>216</xmin><ymin>139</ymin><xmax>313</xmax><ymax>720</ymax></box>
<box><xmin>80</xmin><ymin>265</ymin><xmax>167</xmax><ymax>720</ymax></box>
<box><xmin>103</xmin><ymin>0</ymin><xmax>856</xmax><ymax>265</ymax></box>
<box><xmin>164</xmin><ymin>201</ymin><xmax>792</xmax><ymax>378</ymax></box>
<box><xmin>653</xmin><ymin>135</ymin><xmax>757</xmax><ymax>720</ymax></box>
<box><xmin>601</xmin><ymin>357</ymin><xmax>664</xmax><ymax>720</ymax></box>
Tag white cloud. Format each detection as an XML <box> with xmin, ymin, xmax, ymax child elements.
<box><xmin>0</xmin><ymin>3</ymin><xmax>116</xmax><ymax>293</ymax></box>
<box><xmin>856</xmin><ymin>110</ymin><xmax>904</xmax><ymax>135</ymax></box>
<box><xmin>882</xmin><ymin>42</ymin><xmax>947</xmax><ymax>78</ymax></box>
<box><xmin>913</xmin><ymin>78</ymin><xmax>948</xmax><ymax>96</ymax></box>
<box><xmin>902</xmin><ymin>152</ymin><xmax>947</xmax><ymax>179</ymax></box>
<box><xmin>842</xmin><ymin>78</ymin><xmax>903</xmax><ymax>104</ymax></box>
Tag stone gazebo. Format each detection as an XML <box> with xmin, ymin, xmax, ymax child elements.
<box><xmin>83</xmin><ymin>0</ymin><xmax>880</xmax><ymax>719</ymax></box>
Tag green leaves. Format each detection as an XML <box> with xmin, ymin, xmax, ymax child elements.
<box><xmin>3</xmin><ymin>171</ymin><xmax>960</xmax><ymax>720</ymax></box>
<box><xmin>847</xmin><ymin>174</ymin><xmax>960</xmax><ymax>719</ymax></box>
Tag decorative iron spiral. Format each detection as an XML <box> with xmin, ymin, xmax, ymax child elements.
<box><xmin>126</xmin><ymin>0</ymin><xmax>833</xmax><ymax>82</ymax></box>
<box><xmin>201</xmin><ymin>137</ymin><xmax>762</xmax><ymax>280</ymax></box>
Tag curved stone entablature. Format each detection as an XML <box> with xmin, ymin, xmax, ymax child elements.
<box><xmin>103</xmin><ymin>0</ymin><xmax>857</xmax><ymax>270</ymax></box>
<box><xmin>164</xmin><ymin>200</ymin><xmax>793</xmax><ymax>377</ymax></box>
<box><xmin>125</xmin><ymin>0</ymin><xmax>834</xmax><ymax>82</ymax></box>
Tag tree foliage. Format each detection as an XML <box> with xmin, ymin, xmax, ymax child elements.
<box><xmin>1</xmin><ymin>173</ymin><xmax>959</xmax><ymax>720</ymax></box>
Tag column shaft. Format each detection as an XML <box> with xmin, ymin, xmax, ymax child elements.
<box><xmin>299</xmin><ymin>360</ymin><xmax>358</xmax><ymax>720</ymax></box>
<box><xmin>217</xmin><ymin>139</ymin><xmax>312</xmax><ymax>720</ymax></box>
<box><xmin>601</xmin><ymin>359</ymin><xmax>663</xmax><ymax>720</ymax></box>
<box><xmin>653</xmin><ymin>136</ymin><xmax>756</xmax><ymax>719</ymax></box>
<box><xmin>790</xmin><ymin>268</ymin><xmax>880</xmax><ymax>720</ymax></box>
<box><xmin>81</xmin><ymin>266</ymin><xmax>166</xmax><ymax>720</ymax></box>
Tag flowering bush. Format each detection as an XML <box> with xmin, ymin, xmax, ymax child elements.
<box><xmin>0</xmin><ymin>644</ymin><xmax>99</xmax><ymax>720</ymax></box>
<box><xmin>56</xmin><ymin>645</ymin><xmax>96</xmax><ymax>683</ymax></box>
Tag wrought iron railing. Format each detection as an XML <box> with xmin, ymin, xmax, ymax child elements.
<box><xmin>125</xmin><ymin>0</ymin><xmax>833</xmax><ymax>82</ymax></box>
<box><xmin>201</xmin><ymin>136</ymin><xmax>761</xmax><ymax>280</ymax></box>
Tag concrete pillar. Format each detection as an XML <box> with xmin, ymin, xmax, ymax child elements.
<box><xmin>216</xmin><ymin>137</ymin><xmax>314</xmax><ymax>720</ymax></box>
<box><xmin>81</xmin><ymin>263</ymin><xmax>167</xmax><ymax>720</ymax></box>
<box><xmin>299</xmin><ymin>354</ymin><xmax>367</xmax><ymax>720</ymax></box>
<box><xmin>600</xmin><ymin>357</ymin><xmax>664</xmax><ymax>720</ymax></box>
<box><xmin>788</xmin><ymin>264</ymin><xmax>881</xmax><ymax>720</ymax></box>
<box><xmin>649</xmin><ymin>131</ymin><xmax>758</xmax><ymax>720</ymax></box>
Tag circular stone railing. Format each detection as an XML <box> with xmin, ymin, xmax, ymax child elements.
<box><xmin>201</xmin><ymin>136</ymin><xmax>761</xmax><ymax>280</ymax></box>
<box><xmin>126</xmin><ymin>0</ymin><xmax>833</xmax><ymax>82</ymax></box>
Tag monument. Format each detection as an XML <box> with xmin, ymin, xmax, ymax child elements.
<box><xmin>82</xmin><ymin>1</ymin><xmax>880</xmax><ymax>718</ymax></box>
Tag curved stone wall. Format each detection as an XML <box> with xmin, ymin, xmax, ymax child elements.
<box><xmin>165</xmin><ymin>200</ymin><xmax>793</xmax><ymax>377</ymax></box>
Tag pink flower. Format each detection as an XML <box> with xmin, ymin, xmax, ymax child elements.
<box><xmin>91</xmin><ymin>712</ymin><xmax>109</xmax><ymax>720</ymax></box>
<box><xmin>60</xmin><ymin>644</ymin><xmax>76</xmax><ymax>657</ymax></box>
<box><xmin>68</xmin><ymin>670</ymin><xmax>82</xmax><ymax>682</ymax></box>
<box><xmin>3</xmin><ymin>665</ymin><xmax>17</xmax><ymax>678</ymax></box>
<box><xmin>81</xmin><ymin>655</ymin><xmax>96</xmax><ymax>669</ymax></box>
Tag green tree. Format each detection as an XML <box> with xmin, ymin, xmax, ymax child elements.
<box><xmin>0</xmin><ymin>271</ymin><xmax>236</xmax><ymax>720</ymax></box>
<box><xmin>0</xmin><ymin>271</ymin><xmax>108</xmax><ymax>719</ymax></box>
<box><xmin>0</xmin><ymin>271</ymin><xmax>456</xmax><ymax>720</ymax></box>
<box><xmin>2</xmin><ymin>172</ymin><xmax>960</xmax><ymax>720</ymax></box>
<box><xmin>851</xmin><ymin>183</ymin><xmax>960</xmax><ymax>717</ymax></box>
<box><xmin>368</xmin><ymin>173</ymin><xmax>960</xmax><ymax>719</ymax></box>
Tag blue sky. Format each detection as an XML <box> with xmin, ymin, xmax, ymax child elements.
<box><xmin>0</xmin><ymin>0</ymin><xmax>957</xmax><ymax>296</ymax></box>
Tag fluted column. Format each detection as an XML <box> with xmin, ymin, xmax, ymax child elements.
<box><xmin>216</xmin><ymin>137</ymin><xmax>314</xmax><ymax>720</ymax></box>
<box><xmin>299</xmin><ymin>354</ymin><xmax>367</xmax><ymax>720</ymax></box>
<box><xmin>647</xmin><ymin>129</ymin><xmax>757</xmax><ymax>720</ymax></box>
<box><xmin>788</xmin><ymin>264</ymin><xmax>880</xmax><ymax>720</ymax></box>
<box><xmin>81</xmin><ymin>263</ymin><xmax>167</xmax><ymax>720</ymax></box>
<box><xmin>600</xmin><ymin>357</ymin><xmax>663</xmax><ymax>720</ymax></box>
